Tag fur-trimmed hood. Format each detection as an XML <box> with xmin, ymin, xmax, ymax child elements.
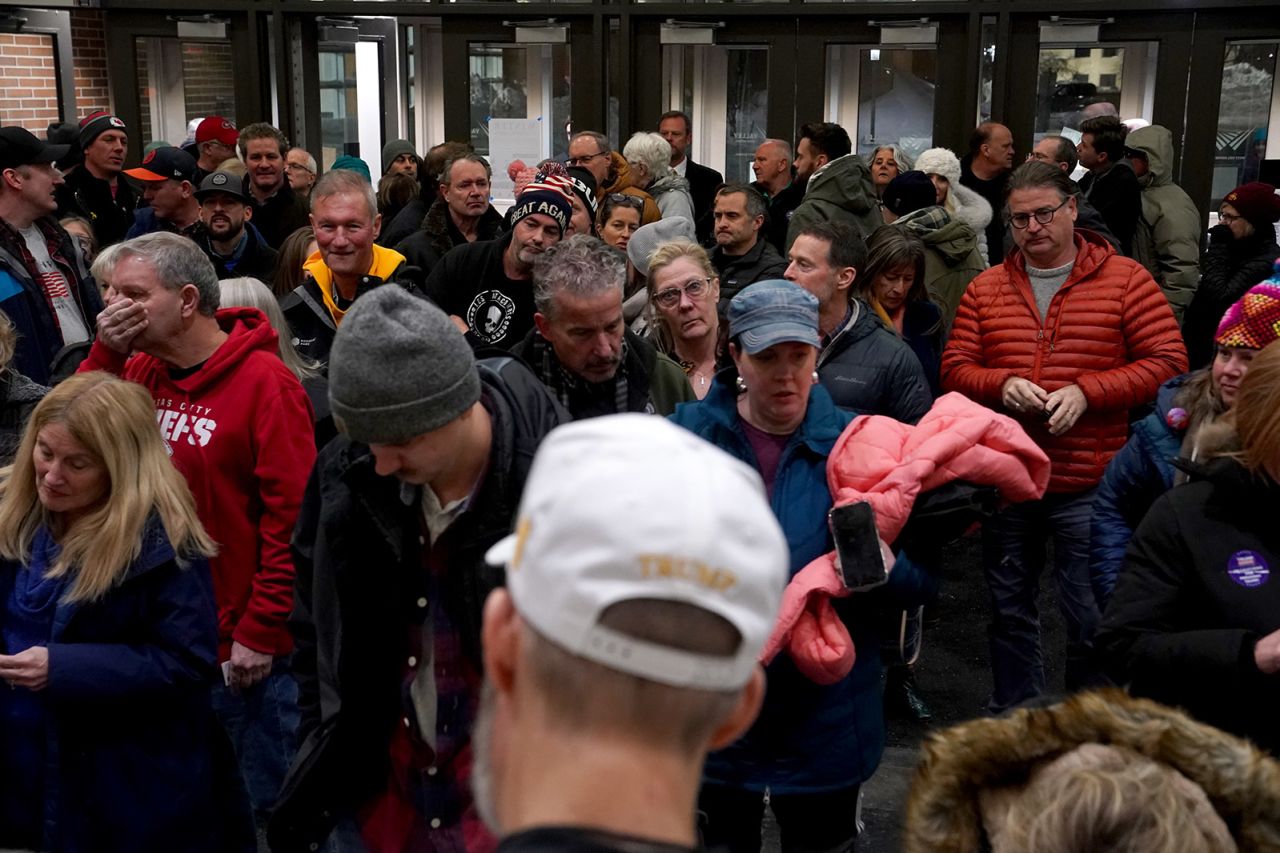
<box><xmin>904</xmin><ymin>690</ymin><xmax>1280</xmax><ymax>852</ymax></box>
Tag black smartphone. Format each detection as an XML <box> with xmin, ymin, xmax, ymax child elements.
<box><xmin>829</xmin><ymin>501</ymin><xmax>887</xmax><ymax>591</ymax></box>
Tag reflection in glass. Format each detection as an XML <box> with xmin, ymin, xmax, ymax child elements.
<box><xmin>318</xmin><ymin>47</ymin><xmax>357</xmax><ymax>169</ymax></box>
<box><xmin>1033</xmin><ymin>42</ymin><xmax>1157</xmax><ymax>144</ymax></box>
<box><xmin>468</xmin><ymin>43</ymin><xmax>572</xmax><ymax>162</ymax></box>
<box><xmin>978</xmin><ymin>16</ymin><xmax>996</xmax><ymax>124</ymax></box>
<box><xmin>826</xmin><ymin>45</ymin><xmax>935</xmax><ymax>164</ymax></box>
<box><xmin>1212</xmin><ymin>42</ymin><xmax>1277</xmax><ymax>209</ymax></box>
<box><xmin>724</xmin><ymin>48</ymin><xmax>768</xmax><ymax>185</ymax></box>
<box><xmin>135</xmin><ymin>37</ymin><xmax>237</xmax><ymax>147</ymax></box>
<box><xmin>406</xmin><ymin>26</ymin><xmax>416</xmax><ymax>148</ymax></box>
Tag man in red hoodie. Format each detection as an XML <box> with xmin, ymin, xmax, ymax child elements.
<box><xmin>80</xmin><ymin>231</ymin><xmax>316</xmax><ymax>839</ymax></box>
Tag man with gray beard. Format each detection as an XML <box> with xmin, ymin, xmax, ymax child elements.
<box><xmin>474</xmin><ymin>415</ymin><xmax>787</xmax><ymax>851</ymax></box>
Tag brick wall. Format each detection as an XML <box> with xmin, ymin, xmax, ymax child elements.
<box><xmin>183</xmin><ymin>41</ymin><xmax>236</xmax><ymax>125</ymax></box>
<box><xmin>0</xmin><ymin>33</ymin><xmax>61</xmax><ymax>133</ymax></box>
<box><xmin>71</xmin><ymin>9</ymin><xmax>111</xmax><ymax>119</ymax></box>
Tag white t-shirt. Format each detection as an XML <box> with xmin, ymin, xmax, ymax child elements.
<box><xmin>19</xmin><ymin>224</ymin><xmax>89</xmax><ymax>346</ymax></box>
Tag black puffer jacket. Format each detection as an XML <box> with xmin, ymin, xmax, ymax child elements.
<box><xmin>1096</xmin><ymin>457</ymin><xmax>1280</xmax><ymax>754</ymax></box>
<box><xmin>817</xmin><ymin>299</ymin><xmax>932</xmax><ymax>424</ymax></box>
<box><xmin>395</xmin><ymin>198</ymin><xmax>506</xmax><ymax>278</ymax></box>
<box><xmin>267</xmin><ymin>357</ymin><xmax>567</xmax><ymax>853</ymax></box>
<box><xmin>1183</xmin><ymin>226</ymin><xmax>1280</xmax><ymax>368</ymax></box>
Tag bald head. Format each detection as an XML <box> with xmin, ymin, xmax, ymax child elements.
<box><xmin>752</xmin><ymin>139</ymin><xmax>793</xmax><ymax>195</ymax></box>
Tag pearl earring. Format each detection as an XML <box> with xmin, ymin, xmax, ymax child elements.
<box><xmin>735</xmin><ymin>376</ymin><xmax>747</xmax><ymax>393</ymax></box>
<box><xmin>811</xmin><ymin>371</ymin><xmax>820</xmax><ymax>385</ymax></box>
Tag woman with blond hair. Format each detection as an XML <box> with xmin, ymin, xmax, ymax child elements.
<box><xmin>1097</xmin><ymin>340</ymin><xmax>1280</xmax><ymax>754</ymax></box>
<box><xmin>219</xmin><ymin>276</ymin><xmax>335</xmax><ymax>448</ymax></box>
<box><xmin>0</xmin><ymin>371</ymin><xmax>219</xmax><ymax>852</ymax></box>
<box><xmin>645</xmin><ymin>240</ymin><xmax>724</xmax><ymax>399</ymax></box>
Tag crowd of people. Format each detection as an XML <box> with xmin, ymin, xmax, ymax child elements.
<box><xmin>0</xmin><ymin>101</ymin><xmax>1278</xmax><ymax>853</ymax></box>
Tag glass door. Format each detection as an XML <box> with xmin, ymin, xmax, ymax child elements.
<box><xmin>1210</xmin><ymin>41</ymin><xmax>1279</xmax><ymax>214</ymax></box>
<box><xmin>662</xmin><ymin>44</ymin><xmax>769</xmax><ymax>184</ymax></box>
<box><xmin>825</xmin><ymin>45</ymin><xmax>937</xmax><ymax>163</ymax></box>
<box><xmin>316</xmin><ymin>17</ymin><xmax>398</xmax><ymax>173</ymax></box>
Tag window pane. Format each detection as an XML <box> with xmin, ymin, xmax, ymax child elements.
<box><xmin>1212</xmin><ymin>42</ymin><xmax>1278</xmax><ymax>210</ymax></box>
<box><xmin>724</xmin><ymin>48</ymin><xmax>768</xmax><ymax>185</ymax></box>
<box><xmin>826</xmin><ymin>45</ymin><xmax>935</xmax><ymax>164</ymax></box>
<box><xmin>1034</xmin><ymin>43</ymin><xmax>1157</xmax><ymax>142</ymax></box>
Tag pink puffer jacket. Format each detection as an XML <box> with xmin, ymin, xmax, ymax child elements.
<box><xmin>761</xmin><ymin>392</ymin><xmax>1051</xmax><ymax>683</ymax></box>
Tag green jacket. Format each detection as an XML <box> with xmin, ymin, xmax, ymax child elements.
<box><xmin>785</xmin><ymin>154</ymin><xmax>884</xmax><ymax>251</ymax></box>
<box><xmin>1126</xmin><ymin>125</ymin><xmax>1202</xmax><ymax>323</ymax></box>
<box><xmin>893</xmin><ymin>206</ymin><xmax>988</xmax><ymax>328</ymax></box>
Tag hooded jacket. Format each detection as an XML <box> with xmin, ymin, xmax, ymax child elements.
<box><xmin>904</xmin><ymin>690</ymin><xmax>1280</xmax><ymax>852</ymax></box>
<box><xmin>78</xmin><ymin>307</ymin><xmax>316</xmax><ymax>661</ymax></box>
<box><xmin>893</xmin><ymin>206</ymin><xmax>987</xmax><ymax>327</ymax></box>
<box><xmin>0</xmin><ymin>216</ymin><xmax>102</xmax><ymax>386</ymax></box>
<box><xmin>1095</xmin><ymin>457</ymin><xmax>1280</xmax><ymax>754</ymax></box>
<box><xmin>269</xmin><ymin>357</ymin><xmax>566</xmax><ymax>852</ymax></box>
<box><xmin>941</xmin><ymin>231</ymin><xmax>1188</xmax><ymax>493</ymax></box>
<box><xmin>785</xmin><ymin>154</ymin><xmax>884</xmax><ymax>252</ymax></box>
<box><xmin>647</xmin><ymin>172</ymin><xmax>696</xmax><ymax>222</ymax></box>
<box><xmin>0</xmin><ymin>516</ymin><xmax>220</xmax><ymax>853</ymax></box>
<box><xmin>818</xmin><ymin>299</ymin><xmax>933</xmax><ymax>424</ymax></box>
<box><xmin>394</xmin><ymin>197</ymin><xmax>506</xmax><ymax>278</ymax></box>
<box><xmin>947</xmin><ymin>183</ymin><xmax>994</xmax><ymax>265</ymax></box>
<box><xmin>1126</xmin><ymin>125</ymin><xmax>1203</xmax><ymax>323</ymax></box>
<box><xmin>282</xmin><ymin>244</ymin><xmax>411</xmax><ymax>369</ymax></box>
<box><xmin>1183</xmin><ymin>235</ymin><xmax>1280</xmax><ymax>369</ymax></box>
<box><xmin>598</xmin><ymin>152</ymin><xmax>660</xmax><ymax>225</ymax></box>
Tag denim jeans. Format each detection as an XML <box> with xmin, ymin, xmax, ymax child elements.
<box><xmin>981</xmin><ymin>489</ymin><xmax>1101</xmax><ymax>713</ymax></box>
<box><xmin>699</xmin><ymin>784</ymin><xmax>862</xmax><ymax>853</ymax></box>
<box><xmin>210</xmin><ymin>657</ymin><xmax>301</xmax><ymax>838</ymax></box>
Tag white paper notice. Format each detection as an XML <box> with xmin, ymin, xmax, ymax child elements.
<box><xmin>489</xmin><ymin>118</ymin><xmax>546</xmax><ymax>205</ymax></box>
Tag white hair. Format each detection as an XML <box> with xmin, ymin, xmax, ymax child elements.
<box><xmin>623</xmin><ymin>132</ymin><xmax>674</xmax><ymax>182</ymax></box>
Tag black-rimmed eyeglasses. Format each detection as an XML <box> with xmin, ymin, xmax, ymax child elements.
<box><xmin>1007</xmin><ymin>198</ymin><xmax>1069</xmax><ymax>230</ymax></box>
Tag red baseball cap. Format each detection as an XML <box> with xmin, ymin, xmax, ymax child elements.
<box><xmin>195</xmin><ymin>116</ymin><xmax>239</xmax><ymax>147</ymax></box>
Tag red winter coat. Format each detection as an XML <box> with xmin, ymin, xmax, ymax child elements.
<box><xmin>80</xmin><ymin>307</ymin><xmax>316</xmax><ymax>660</ymax></box>
<box><xmin>941</xmin><ymin>232</ymin><xmax>1187</xmax><ymax>493</ymax></box>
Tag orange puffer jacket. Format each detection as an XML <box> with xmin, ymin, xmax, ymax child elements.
<box><xmin>941</xmin><ymin>232</ymin><xmax>1187</xmax><ymax>493</ymax></box>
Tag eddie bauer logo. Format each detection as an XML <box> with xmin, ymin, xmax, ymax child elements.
<box><xmin>155</xmin><ymin>401</ymin><xmax>217</xmax><ymax>448</ymax></box>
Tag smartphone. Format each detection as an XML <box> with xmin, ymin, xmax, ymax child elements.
<box><xmin>829</xmin><ymin>501</ymin><xmax>887</xmax><ymax>591</ymax></box>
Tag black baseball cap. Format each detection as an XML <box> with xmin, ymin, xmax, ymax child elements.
<box><xmin>0</xmin><ymin>126</ymin><xmax>69</xmax><ymax>171</ymax></box>
<box><xmin>195</xmin><ymin>170</ymin><xmax>252</xmax><ymax>204</ymax></box>
<box><xmin>123</xmin><ymin>145</ymin><xmax>197</xmax><ymax>183</ymax></box>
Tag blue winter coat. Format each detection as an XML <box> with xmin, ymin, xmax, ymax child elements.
<box><xmin>0</xmin><ymin>517</ymin><xmax>220</xmax><ymax>853</ymax></box>
<box><xmin>670</xmin><ymin>374</ymin><xmax>928</xmax><ymax>793</ymax></box>
<box><xmin>1089</xmin><ymin>373</ymin><xmax>1188</xmax><ymax>609</ymax></box>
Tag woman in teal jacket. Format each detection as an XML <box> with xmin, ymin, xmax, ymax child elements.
<box><xmin>670</xmin><ymin>279</ymin><xmax>929</xmax><ymax>852</ymax></box>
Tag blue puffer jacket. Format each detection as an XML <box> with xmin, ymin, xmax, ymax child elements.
<box><xmin>670</xmin><ymin>373</ymin><xmax>927</xmax><ymax>794</ymax></box>
<box><xmin>1089</xmin><ymin>373</ymin><xmax>1190</xmax><ymax>610</ymax></box>
<box><xmin>0</xmin><ymin>517</ymin><xmax>219</xmax><ymax>853</ymax></box>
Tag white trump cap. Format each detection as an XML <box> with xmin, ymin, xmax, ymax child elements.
<box><xmin>485</xmin><ymin>414</ymin><xmax>787</xmax><ymax>690</ymax></box>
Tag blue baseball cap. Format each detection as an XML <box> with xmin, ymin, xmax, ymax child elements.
<box><xmin>727</xmin><ymin>280</ymin><xmax>821</xmax><ymax>355</ymax></box>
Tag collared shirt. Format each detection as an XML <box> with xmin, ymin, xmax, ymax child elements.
<box><xmin>673</xmin><ymin>157</ymin><xmax>688</xmax><ymax>178</ymax></box>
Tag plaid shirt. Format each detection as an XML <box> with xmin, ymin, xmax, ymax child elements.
<box><xmin>358</xmin><ymin>509</ymin><xmax>495</xmax><ymax>853</ymax></box>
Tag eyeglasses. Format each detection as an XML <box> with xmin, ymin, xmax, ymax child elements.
<box><xmin>1007</xmin><ymin>197</ymin><xmax>1069</xmax><ymax>230</ymax></box>
<box><xmin>653</xmin><ymin>277</ymin><xmax>713</xmax><ymax>309</ymax></box>
<box><xmin>285</xmin><ymin>163</ymin><xmax>314</xmax><ymax>175</ymax></box>
<box><xmin>567</xmin><ymin>151</ymin><xmax>608</xmax><ymax>167</ymax></box>
<box><xmin>604</xmin><ymin>193</ymin><xmax>644</xmax><ymax>210</ymax></box>
<box><xmin>1218</xmin><ymin>210</ymin><xmax>1242</xmax><ymax>224</ymax></box>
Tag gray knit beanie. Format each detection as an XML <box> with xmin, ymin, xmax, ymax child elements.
<box><xmin>328</xmin><ymin>285</ymin><xmax>481</xmax><ymax>444</ymax></box>
<box><xmin>381</xmin><ymin>138</ymin><xmax>417</xmax><ymax>175</ymax></box>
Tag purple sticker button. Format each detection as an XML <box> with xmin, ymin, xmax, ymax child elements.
<box><xmin>1226</xmin><ymin>550</ymin><xmax>1270</xmax><ymax>588</ymax></box>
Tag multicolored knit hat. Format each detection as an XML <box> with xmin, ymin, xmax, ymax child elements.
<box><xmin>509</xmin><ymin>181</ymin><xmax>572</xmax><ymax>235</ymax></box>
<box><xmin>1215</xmin><ymin>262</ymin><xmax>1280</xmax><ymax>350</ymax></box>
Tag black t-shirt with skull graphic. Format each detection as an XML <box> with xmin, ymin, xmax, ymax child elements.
<box><xmin>423</xmin><ymin>231</ymin><xmax>535</xmax><ymax>351</ymax></box>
